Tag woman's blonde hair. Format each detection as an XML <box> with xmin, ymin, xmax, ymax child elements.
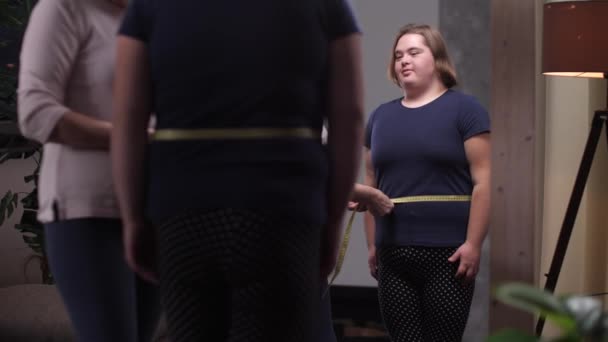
<box><xmin>387</xmin><ymin>24</ymin><xmax>458</xmax><ymax>88</ymax></box>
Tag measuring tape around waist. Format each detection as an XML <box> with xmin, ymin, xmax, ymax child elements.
<box><xmin>326</xmin><ymin>195</ymin><xmax>472</xmax><ymax>287</ymax></box>
<box><xmin>151</xmin><ymin>127</ymin><xmax>321</xmax><ymax>141</ymax></box>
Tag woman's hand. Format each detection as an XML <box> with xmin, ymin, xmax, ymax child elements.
<box><xmin>366</xmin><ymin>188</ymin><xmax>394</xmax><ymax>217</ymax></box>
<box><xmin>123</xmin><ymin>220</ymin><xmax>159</xmax><ymax>284</ymax></box>
<box><xmin>448</xmin><ymin>241</ymin><xmax>481</xmax><ymax>284</ymax></box>
<box><xmin>368</xmin><ymin>245</ymin><xmax>378</xmax><ymax>279</ymax></box>
<box><xmin>352</xmin><ymin>184</ymin><xmax>394</xmax><ymax>217</ymax></box>
<box><xmin>347</xmin><ymin>201</ymin><xmax>367</xmax><ymax>212</ymax></box>
<box><xmin>320</xmin><ymin>221</ymin><xmax>341</xmax><ymax>280</ymax></box>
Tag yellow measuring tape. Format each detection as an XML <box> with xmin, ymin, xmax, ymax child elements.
<box><xmin>152</xmin><ymin>127</ymin><xmax>320</xmax><ymax>141</ymax></box>
<box><xmin>326</xmin><ymin>195</ymin><xmax>471</xmax><ymax>287</ymax></box>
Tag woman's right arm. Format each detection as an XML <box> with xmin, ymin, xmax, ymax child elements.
<box><xmin>325</xmin><ymin>32</ymin><xmax>364</xmax><ymax>236</ymax></box>
<box><xmin>321</xmin><ymin>32</ymin><xmax>364</xmax><ymax>277</ymax></box>
<box><xmin>363</xmin><ymin>148</ymin><xmax>377</xmax><ymax>249</ymax></box>
<box><xmin>46</xmin><ymin>113</ymin><xmax>111</xmax><ymax>149</ymax></box>
<box><xmin>18</xmin><ymin>0</ymin><xmax>111</xmax><ymax>149</ymax></box>
<box><xmin>362</xmin><ymin>148</ymin><xmax>381</xmax><ymax>278</ymax></box>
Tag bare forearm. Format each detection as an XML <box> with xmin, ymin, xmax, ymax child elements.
<box><xmin>111</xmin><ymin>117</ymin><xmax>148</xmax><ymax>225</ymax></box>
<box><xmin>112</xmin><ymin>36</ymin><xmax>152</xmax><ymax>225</ymax></box>
<box><xmin>362</xmin><ymin>173</ymin><xmax>376</xmax><ymax>248</ymax></box>
<box><xmin>325</xmin><ymin>33</ymin><xmax>364</xmax><ymax>237</ymax></box>
<box><xmin>326</xmin><ymin>123</ymin><xmax>364</xmax><ymax>229</ymax></box>
<box><xmin>364</xmin><ymin>211</ymin><xmax>375</xmax><ymax>248</ymax></box>
<box><xmin>49</xmin><ymin>111</ymin><xmax>112</xmax><ymax>149</ymax></box>
<box><xmin>466</xmin><ymin>183</ymin><xmax>490</xmax><ymax>248</ymax></box>
<box><xmin>351</xmin><ymin>183</ymin><xmax>374</xmax><ymax>203</ymax></box>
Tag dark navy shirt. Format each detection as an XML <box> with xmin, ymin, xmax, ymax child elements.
<box><xmin>119</xmin><ymin>0</ymin><xmax>360</xmax><ymax>225</ymax></box>
<box><xmin>365</xmin><ymin>90</ymin><xmax>490</xmax><ymax>247</ymax></box>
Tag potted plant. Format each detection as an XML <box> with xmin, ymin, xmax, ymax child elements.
<box><xmin>0</xmin><ymin>0</ymin><xmax>51</xmax><ymax>284</ymax></box>
<box><xmin>489</xmin><ymin>283</ymin><xmax>608</xmax><ymax>342</ymax></box>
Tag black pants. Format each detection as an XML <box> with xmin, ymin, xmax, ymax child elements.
<box><xmin>45</xmin><ymin>218</ymin><xmax>161</xmax><ymax>342</ymax></box>
<box><xmin>157</xmin><ymin>208</ymin><xmax>321</xmax><ymax>342</ymax></box>
<box><xmin>377</xmin><ymin>246</ymin><xmax>474</xmax><ymax>342</ymax></box>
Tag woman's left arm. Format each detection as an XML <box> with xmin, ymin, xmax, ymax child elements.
<box><xmin>111</xmin><ymin>36</ymin><xmax>155</xmax><ymax>282</ymax></box>
<box><xmin>448</xmin><ymin>133</ymin><xmax>491</xmax><ymax>282</ymax></box>
<box><xmin>464</xmin><ymin>133</ymin><xmax>491</xmax><ymax>249</ymax></box>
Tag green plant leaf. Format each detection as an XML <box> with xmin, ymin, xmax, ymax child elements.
<box><xmin>7</xmin><ymin>15</ymin><xmax>21</xmax><ymax>26</ymax></box>
<box><xmin>494</xmin><ymin>283</ymin><xmax>577</xmax><ymax>333</ymax></box>
<box><xmin>487</xmin><ymin>329</ymin><xmax>539</xmax><ymax>342</ymax></box>
<box><xmin>16</xmin><ymin>222</ymin><xmax>44</xmax><ymax>255</ymax></box>
<box><xmin>20</xmin><ymin>190</ymin><xmax>36</xmax><ymax>210</ymax></box>
<box><xmin>546</xmin><ymin>334</ymin><xmax>583</xmax><ymax>342</ymax></box>
<box><xmin>0</xmin><ymin>190</ymin><xmax>18</xmax><ymax>226</ymax></box>
<box><xmin>600</xmin><ymin>316</ymin><xmax>608</xmax><ymax>341</ymax></box>
<box><xmin>21</xmin><ymin>238</ymin><xmax>42</xmax><ymax>254</ymax></box>
<box><xmin>0</xmin><ymin>192</ymin><xmax>8</xmax><ymax>226</ymax></box>
<box><xmin>6</xmin><ymin>193</ymin><xmax>18</xmax><ymax>220</ymax></box>
<box><xmin>0</xmin><ymin>138</ymin><xmax>41</xmax><ymax>164</ymax></box>
<box><xmin>15</xmin><ymin>222</ymin><xmax>43</xmax><ymax>235</ymax></box>
<box><xmin>495</xmin><ymin>283</ymin><xmax>568</xmax><ymax>315</ymax></box>
<box><xmin>11</xmin><ymin>192</ymin><xmax>18</xmax><ymax>208</ymax></box>
<box><xmin>7</xmin><ymin>196</ymin><xmax>14</xmax><ymax>216</ymax></box>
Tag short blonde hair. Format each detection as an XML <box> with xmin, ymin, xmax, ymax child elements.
<box><xmin>388</xmin><ymin>24</ymin><xmax>458</xmax><ymax>88</ymax></box>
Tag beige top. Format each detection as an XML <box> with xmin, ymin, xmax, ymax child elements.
<box><xmin>18</xmin><ymin>0</ymin><xmax>123</xmax><ymax>222</ymax></box>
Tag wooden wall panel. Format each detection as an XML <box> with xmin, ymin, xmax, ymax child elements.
<box><xmin>490</xmin><ymin>0</ymin><xmax>542</xmax><ymax>334</ymax></box>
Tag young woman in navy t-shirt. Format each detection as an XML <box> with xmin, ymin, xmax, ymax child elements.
<box><xmin>364</xmin><ymin>24</ymin><xmax>491</xmax><ymax>341</ymax></box>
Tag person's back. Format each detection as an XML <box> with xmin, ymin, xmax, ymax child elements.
<box><xmin>125</xmin><ymin>0</ymin><xmax>345</xmax><ymax>225</ymax></box>
<box><xmin>150</xmin><ymin>2</ymin><xmax>328</xmax><ymax>128</ymax></box>
<box><xmin>113</xmin><ymin>0</ymin><xmax>364</xmax><ymax>341</ymax></box>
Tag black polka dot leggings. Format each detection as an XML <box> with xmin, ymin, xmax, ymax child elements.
<box><xmin>377</xmin><ymin>246</ymin><xmax>474</xmax><ymax>342</ymax></box>
<box><xmin>157</xmin><ymin>208</ymin><xmax>321</xmax><ymax>342</ymax></box>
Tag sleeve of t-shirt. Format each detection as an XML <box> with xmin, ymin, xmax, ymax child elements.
<box><xmin>324</xmin><ymin>0</ymin><xmax>361</xmax><ymax>40</ymax></box>
<box><xmin>458</xmin><ymin>95</ymin><xmax>491</xmax><ymax>141</ymax></box>
<box><xmin>364</xmin><ymin>108</ymin><xmax>379</xmax><ymax>148</ymax></box>
<box><xmin>17</xmin><ymin>0</ymin><xmax>83</xmax><ymax>144</ymax></box>
<box><xmin>118</xmin><ymin>0</ymin><xmax>153</xmax><ymax>42</ymax></box>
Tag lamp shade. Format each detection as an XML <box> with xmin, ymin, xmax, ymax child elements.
<box><xmin>543</xmin><ymin>0</ymin><xmax>608</xmax><ymax>78</ymax></box>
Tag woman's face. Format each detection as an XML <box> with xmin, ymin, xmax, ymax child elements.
<box><xmin>393</xmin><ymin>33</ymin><xmax>437</xmax><ymax>89</ymax></box>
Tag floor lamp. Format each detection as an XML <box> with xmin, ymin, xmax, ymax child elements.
<box><xmin>537</xmin><ymin>0</ymin><xmax>608</xmax><ymax>336</ymax></box>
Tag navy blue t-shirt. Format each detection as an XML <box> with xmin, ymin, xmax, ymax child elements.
<box><xmin>365</xmin><ymin>90</ymin><xmax>490</xmax><ymax>247</ymax></box>
<box><xmin>119</xmin><ymin>0</ymin><xmax>360</xmax><ymax>225</ymax></box>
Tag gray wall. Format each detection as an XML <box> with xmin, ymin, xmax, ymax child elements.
<box><xmin>440</xmin><ymin>0</ymin><xmax>491</xmax><ymax>109</ymax></box>
<box><xmin>440</xmin><ymin>1</ymin><xmax>491</xmax><ymax>340</ymax></box>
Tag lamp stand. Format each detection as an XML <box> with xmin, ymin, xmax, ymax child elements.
<box><xmin>536</xmin><ymin>107</ymin><xmax>608</xmax><ymax>336</ymax></box>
